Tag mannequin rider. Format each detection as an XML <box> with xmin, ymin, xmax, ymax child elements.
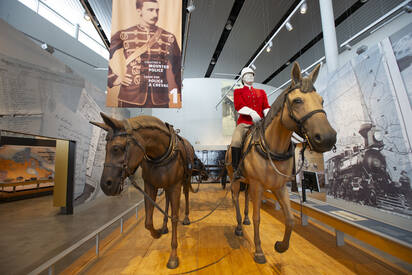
<box><xmin>231</xmin><ymin>67</ymin><xmax>271</xmax><ymax>180</ymax></box>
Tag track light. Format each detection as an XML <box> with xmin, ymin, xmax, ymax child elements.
<box><xmin>186</xmin><ymin>0</ymin><xmax>195</xmax><ymax>13</ymax></box>
<box><xmin>250</xmin><ymin>64</ymin><xmax>256</xmax><ymax>70</ymax></box>
<box><xmin>225</xmin><ymin>21</ymin><xmax>232</xmax><ymax>31</ymax></box>
<box><xmin>83</xmin><ymin>12</ymin><xmax>91</xmax><ymax>21</ymax></box>
<box><xmin>344</xmin><ymin>44</ymin><xmax>352</xmax><ymax>51</ymax></box>
<box><xmin>300</xmin><ymin>1</ymin><xmax>308</xmax><ymax>14</ymax></box>
<box><xmin>266</xmin><ymin>41</ymin><xmax>273</xmax><ymax>53</ymax></box>
<box><xmin>41</xmin><ymin>43</ymin><xmax>54</xmax><ymax>54</ymax></box>
<box><xmin>285</xmin><ymin>21</ymin><xmax>293</xmax><ymax>31</ymax></box>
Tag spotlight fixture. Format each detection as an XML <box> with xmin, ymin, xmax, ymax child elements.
<box><xmin>300</xmin><ymin>1</ymin><xmax>308</xmax><ymax>14</ymax></box>
<box><xmin>356</xmin><ymin>45</ymin><xmax>368</xmax><ymax>55</ymax></box>
<box><xmin>41</xmin><ymin>43</ymin><xmax>54</xmax><ymax>54</ymax></box>
<box><xmin>266</xmin><ymin>40</ymin><xmax>273</xmax><ymax>53</ymax></box>
<box><xmin>186</xmin><ymin>0</ymin><xmax>195</xmax><ymax>13</ymax></box>
<box><xmin>344</xmin><ymin>44</ymin><xmax>352</xmax><ymax>51</ymax></box>
<box><xmin>250</xmin><ymin>64</ymin><xmax>256</xmax><ymax>70</ymax></box>
<box><xmin>286</xmin><ymin>61</ymin><xmax>291</xmax><ymax>66</ymax></box>
<box><xmin>225</xmin><ymin>20</ymin><xmax>232</xmax><ymax>31</ymax></box>
<box><xmin>83</xmin><ymin>12</ymin><xmax>91</xmax><ymax>21</ymax></box>
<box><xmin>405</xmin><ymin>1</ymin><xmax>412</xmax><ymax>13</ymax></box>
<box><xmin>360</xmin><ymin>0</ymin><xmax>368</xmax><ymax>3</ymax></box>
<box><xmin>211</xmin><ymin>59</ymin><xmax>216</xmax><ymax>65</ymax></box>
<box><xmin>285</xmin><ymin>21</ymin><xmax>293</xmax><ymax>31</ymax></box>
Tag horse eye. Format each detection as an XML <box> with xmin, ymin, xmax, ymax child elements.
<box><xmin>112</xmin><ymin>145</ymin><xmax>123</xmax><ymax>153</ymax></box>
<box><xmin>293</xmin><ymin>98</ymin><xmax>303</xmax><ymax>104</ymax></box>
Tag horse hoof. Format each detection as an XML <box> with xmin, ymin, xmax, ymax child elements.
<box><xmin>243</xmin><ymin>217</ymin><xmax>251</xmax><ymax>225</ymax></box>
<box><xmin>254</xmin><ymin>253</ymin><xmax>267</xmax><ymax>264</ymax></box>
<box><xmin>151</xmin><ymin>230</ymin><xmax>162</xmax><ymax>239</ymax></box>
<box><xmin>166</xmin><ymin>257</ymin><xmax>179</xmax><ymax>269</ymax></box>
<box><xmin>234</xmin><ymin>227</ymin><xmax>243</xmax><ymax>236</ymax></box>
<box><xmin>274</xmin><ymin>241</ymin><xmax>288</xmax><ymax>253</ymax></box>
<box><xmin>182</xmin><ymin>217</ymin><xmax>190</xmax><ymax>225</ymax></box>
<box><xmin>161</xmin><ymin>227</ymin><xmax>169</xmax><ymax>234</ymax></box>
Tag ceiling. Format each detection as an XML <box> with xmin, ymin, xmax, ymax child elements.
<box><xmin>85</xmin><ymin>0</ymin><xmax>406</xmax><ymax>88</ymax></box>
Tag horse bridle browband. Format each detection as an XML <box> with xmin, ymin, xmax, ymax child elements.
<box><xmin>282</xmin><ymin>83</ymin><xmax>326</xmax><ymax>150</ymax></box>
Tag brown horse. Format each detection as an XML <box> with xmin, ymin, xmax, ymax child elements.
<box><xmin>225</xmin><ymin>62</ymin><xmax>336</xmax><ymax>264</ymax></box>
<box><xmin>91</xmin><ymin>114</ymin><xmax>196</xmax><ymax>269</ymax></box>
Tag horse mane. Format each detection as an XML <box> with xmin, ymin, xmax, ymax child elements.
<box><xmin>126</xmin><ymin>115</ymin><xmax>171</xmax><ymax>135</ymax></box>
<box><xmin>263</xmin><ymin>77</ymin><xmax>315</xmax><ymax>129</ymax></box>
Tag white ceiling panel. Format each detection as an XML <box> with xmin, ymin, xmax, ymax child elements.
<box><xmin>183</xmin><ymin>0</ymin><xmax>235</xmax><ymax>78</ymax></box>
<box><xmin>88</xmin><ymin>0</ymin><xmax>113</xmax><ymax>38</ymax></box>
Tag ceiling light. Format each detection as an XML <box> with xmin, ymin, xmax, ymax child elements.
<box><xmin>211</xmin><ymin>59</ymin><xmax>216</xmax><ymax>65</ymax></box>
<box><xmin>225</xmin><ymin>21</ymin><xmax>232</xmax><ymax>31</ymax></box>
<box><xmin>344</xmin><ymin>44</ymin><xmax>352</xmax><ymax>51</ymax></box>
<box><xmin>285</xmin><ymin>21</ymin><xmax>293</xmax><ymax>31</ymax></box>
<box><xmin>186</xmin><ymin>0</ymin><xmax>195</xmax><ymax>13</ymax></box>
<box><xmin>300</xmin><ymin>1</ymin><xmax>308</xmax><ymax>14</ymax></box>
<box><xmin>266</xmin><ymin>41</ymin><xmax>273</xmax><ymax>53</ymax></box>
<box><xmin>41</xmin><ymin>43</ymin><xmax>54</xmax><ymax>54</ymax></box>
<box><xmin>405</xmin><ymin>2</ymin><xmax>412</xmax><ymax>13</ymax></box>
<box><xmin>83</xmin><ymin>12</ymin><xmax>91</xmax><ymax>21</ymax></box>
<box><xmin>250</xmin><ymin>64</ymin><xmax>256</xmax><ymax>70</ymax></box>
<box><xmin>286</xmin><ymin>61</ymin><xmax>291</xmax><ymax>66</ymax></box>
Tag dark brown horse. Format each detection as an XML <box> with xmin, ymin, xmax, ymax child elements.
<box><xmin>226</xmin><ymin>62</ymin><xmax>336</xmax><ymax>263</ymax></box>
<box><xmin>91</xmin><ymin>114</ymin><xmax>196</xmax><ymax>269</ymax></box>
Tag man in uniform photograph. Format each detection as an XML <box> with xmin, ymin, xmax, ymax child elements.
<box><xmin>107</xmin><ymin>0</ymin><xmax>181</xmax><ymax>108</ymax></box>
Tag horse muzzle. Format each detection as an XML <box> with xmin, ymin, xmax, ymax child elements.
<box><xmin>100</xmin><ymin>177</ymin><xmax>123</xmax><ymax>196</ymax></box>
<box><xmin>308</xmin><ymin>128</ymin><xmax>337</xmax><ymax>153</ymax></box>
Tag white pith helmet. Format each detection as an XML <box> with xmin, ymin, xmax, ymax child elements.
<box><xmin>240</xmin><ymin>67</ymin><xmax>254</xmax><ymax>79</ymax></box>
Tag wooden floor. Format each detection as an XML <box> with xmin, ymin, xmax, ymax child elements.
<box><xmin>64</xmin><ymin>184</ymin><xmax>402</xmax><ymax>275</ymax></box>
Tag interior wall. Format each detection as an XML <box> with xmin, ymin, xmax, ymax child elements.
<box><xmin>152</xmin><ymin>78</ymin><xmax>277</xmax><ymax>149</ymax></box>
<box><xmin>0</xmin><ymin>0</ymin><xmax>109</xmax><ymax>92</ymax></box>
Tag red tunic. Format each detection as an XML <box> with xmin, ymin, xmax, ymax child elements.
<box><xmin>234</xmin><ymin>86</ymin><xmax>270</xmax><ymax>125</ymax></box>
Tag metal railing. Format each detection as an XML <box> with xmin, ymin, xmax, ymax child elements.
<box><xmin>29</xmin><ymin>199</ymin><xmax>144</xmax><ymax>275</ymax></box>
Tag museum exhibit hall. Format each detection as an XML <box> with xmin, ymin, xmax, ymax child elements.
<box><xmin>1</xmin><ymin>0</ymin><xmax>412</xmax><ymax>274</ymax></box>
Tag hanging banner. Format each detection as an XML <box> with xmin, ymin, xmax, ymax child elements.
<box><xmin>106</xmin><ymin>0</ymin><xmax>182</xmax><ymax>108</ymax></box>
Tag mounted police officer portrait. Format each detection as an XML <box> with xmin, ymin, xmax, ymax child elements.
<box><xmin>107</xmin><ymin>0</ymin><xmax>182</xmax><ymax>108</ymax></box>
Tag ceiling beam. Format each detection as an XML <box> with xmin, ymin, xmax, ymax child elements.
<box><xmin>78</xmin><ymin>0</ymin><xmax>110</xmax><ymax>50</ymax></box>
<box><xmin>204</xmin><ymin>0</ymin><xmax>246</xmax><ymax>78</ymax></box>
<box><xmin>262</xmin><ymin>0</ymin><xmax>367</xmax><ymax>84</ymax></box>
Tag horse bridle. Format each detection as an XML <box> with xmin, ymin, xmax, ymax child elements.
<box><xmin>281</xmin><ymin>84</ymin><xmax>326</xmax><ymax>150</ymax></box>
<box><xmin>103</xmin><ymin>128</ymin><xmax>146</xmax><ymax>193</ymax></box>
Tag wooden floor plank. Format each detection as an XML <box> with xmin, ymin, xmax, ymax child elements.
<box><xmin>66</xmin><ymin>184</ymin><xmax>404</xmax><ymax>275</ymax></box>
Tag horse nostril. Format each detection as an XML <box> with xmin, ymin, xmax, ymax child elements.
<box><xmin>106</xmin><ymin>180</ymin><xmax>113</xmax><ymax>186</ymax></box>
<box><xmin>314</xmin><ymin>134</ymin><xmax>322</xmax><ymax>143</ymax></box>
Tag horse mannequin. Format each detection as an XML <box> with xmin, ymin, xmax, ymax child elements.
<box><xmin>226</xmin><ymin>62</ymin><xmax>336</xmax><ymax>263</ymax></box>
<box><xmin>91</xmin><ymin>114</ymin><xmax>196</xmax><ymax>269</ymax></box>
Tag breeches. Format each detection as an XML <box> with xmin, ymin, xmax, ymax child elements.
<box><xmin>230</xmin><ymin>123</ymin><xmax>251</xmax><ymax>148</ymax></box>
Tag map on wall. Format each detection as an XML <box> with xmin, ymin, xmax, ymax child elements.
<box><xmin>0</xmin><ymin>145</ymin><xmax>55</xmax><ymax>183</ymax></box>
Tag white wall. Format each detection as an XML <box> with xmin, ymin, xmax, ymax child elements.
<box><xmin>152</xmin><ymin>78</ymin><xmax>277</xmax><ymax>149</ymax></box>
<box><xmin>0</xmin><ymin>0</ymin><xmax>109</xmax><ymax>92</ymax></box>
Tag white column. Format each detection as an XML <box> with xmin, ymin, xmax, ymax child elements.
<box><xmin>319</xmin><ymin>0</ymin><xmax>339</xmax><ymax>73</ymax></box>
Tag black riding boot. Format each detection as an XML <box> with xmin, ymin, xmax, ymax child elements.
<box><xmin>231</xmin><ymin>147</ymin><xmax>242</xmax><ymax>180</ymax></box>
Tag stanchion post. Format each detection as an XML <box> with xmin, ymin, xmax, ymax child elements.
<box><xmin>96</xmin><ymin>233</ymin><xmax>100</xmax><ymax>256</ymax></box>
<box><xmin>48</xmin><ymin>265</ymin><xmax>54</xmax><ymax>275</ymax></box>
<box><xmin>120</xmin><ymin>217</ymin><xmax>124</xmax><ymax>233</ymax></box>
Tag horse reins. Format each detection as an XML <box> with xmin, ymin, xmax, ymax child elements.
<box><xmin>105</xmin><ymin>120</ymin><xmax>227</xmax><ymax>224</ymax></box>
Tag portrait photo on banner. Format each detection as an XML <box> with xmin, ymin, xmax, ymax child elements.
<box><xmin>106</xmin><ymin>0</ymin><xmax>182</xmax><ymax>108</ymax></box>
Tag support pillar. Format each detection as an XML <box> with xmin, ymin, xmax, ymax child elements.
<box><xmin>319</xmin><ymin>0</ymin><xmax>339</xmax><ymax>74</ymax></box>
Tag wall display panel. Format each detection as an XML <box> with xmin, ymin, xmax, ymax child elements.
<box><xmin>318</xmin><ymin>42</ymin><xmax>412</xmax><ymax>218</ymax></box>
<box><xmin>390</xmin><ymin>23</ymin><xmax>412</xmax><ymax>108</ymax></box>
<box><xmin>0</xmin><ymin>137</ymin><xmax>55</xmax><ymax>201</ymax></box>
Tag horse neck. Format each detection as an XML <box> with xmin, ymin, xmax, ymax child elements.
<box><xmin>138</xmin><ymin>128</ymin><xmax>170</xmax><ymax>159</ymax></box>
<box><xmin>264</xmin><ymin>114</ymin><xmax>293</xmax><ymax>154</ymax></box>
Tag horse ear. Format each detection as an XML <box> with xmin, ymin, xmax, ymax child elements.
<box><xmin>90</xmin><ymin>121</ymin><xmax>110</xmax><ymax>132</ymax></box>
<box><xmin>291</xmin><ymin>62</ymin><xmax>302</xmax><ymax>85</ymax></box>
<box><xmin>309</xmin><ymin>64</ymin><xmax>321</xmax><ymax>84</ymax></box>
<box><xmin>100</xmin><ymin>112</ymin><xmax>123</xmax><ymax>130</ymax></box>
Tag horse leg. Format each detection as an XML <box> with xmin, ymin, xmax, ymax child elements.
<box><xmin>273</xmin><ymin>184</ymin><xmax>294</xmax><ymax>253</ymax></box>
<box><xmin>160</xmin><ymin>194</ymin><xmax>169</xmax><ymax>234</ymax></box>
<box><xmin>166</xmin><ymin>182</ymin><xmax>181</xmax><ymax>269</ymax></box>
<box><xmin>243</xmin><ymin>185</ymin><xmax>251</xmax><ymax>225</ymax></box>
<box><xmin>231</xmin><ymin>180</ymin><xmax>243</xmax><ymax>236</ymax></box>
<box><xmin>144</xmin><ymin>182</ymin><xmax>162</xmax><ymax>239</ymax></box>
<box><xmin>182</xmin><ymin>181</ymin><xmax>190</xmax><ymax>225</ymax></box>
<box><xmin>249</xmin><ymin>183</ymin><xmax>266</xmax><ymax>264</ymax></box>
